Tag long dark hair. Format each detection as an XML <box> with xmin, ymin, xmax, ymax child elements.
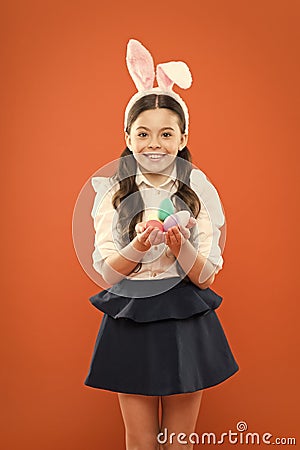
<box><xmin>109</xmin><ymin>94</ymin><xmax>201</xmax><ymax>275</ymax></box>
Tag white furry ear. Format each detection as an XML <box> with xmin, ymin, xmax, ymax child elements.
<box><xmin>126</xmin><ymin>39</ymin><xmax>155</xmax><ymax>91</ymax></box>
<box><xmin>156</xmin><ymin>61</ymin><xmax>192</xmax><ymax>91</ymax></box>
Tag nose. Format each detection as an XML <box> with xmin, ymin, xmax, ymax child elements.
<box><xmin>148</xmin><ymin>137</ymin><xmax>161</xmax><ymax>148</ymax></box>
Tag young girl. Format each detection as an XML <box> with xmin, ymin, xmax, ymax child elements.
<box><xmin>84</xmin><ymin>39</ymin><xmax>239</xmax><ymax>450</ymax></box>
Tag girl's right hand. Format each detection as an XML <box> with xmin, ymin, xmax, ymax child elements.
<box><xmin>135</xmin><ymin>221</ymin><xmax>165</xmax><ymax>249</ymax></box>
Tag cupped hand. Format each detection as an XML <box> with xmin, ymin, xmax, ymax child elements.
<box><xmin>135</xmin><ymin>221</ymin><xmax>165</xmax><ymax>249</ymax></box>
<box><xmin>165</xmin><ymin>225</ymin><xmax>189</xmax><ymax>253</ymax></box>
<box><xmin>165</xmin><ymin>216</ymin><xmax>197</xmax><ymax>255</ymax></box>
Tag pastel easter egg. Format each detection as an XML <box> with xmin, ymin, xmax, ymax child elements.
<box><xmin>146</xmin><ymin>220</ymin><xmax>164</xmax><ymax>232</ymax></box>
<box><xmin>146</xmin><ymin>211</ymin><xmax>158</xmax><ymax>221</ymax></box>
<box><xmin>163</xmin><ymin>214</ymin><xmax>179</xmax><ymax>231</ymax></box>
<box><xmin>158</xmin><ymin>198</ymin><xmax>175</xmax><ymax>221</ymax></box>
<box><xmin>173</xmin><ymin>211</ymin><xmax>190</xmax><ymax>228</ymax></box>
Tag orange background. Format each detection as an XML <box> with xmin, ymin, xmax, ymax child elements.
<box><xmin>1</xmin><ymin>0</ymin><xmax>299</xmax><ymax>448</ymax></box>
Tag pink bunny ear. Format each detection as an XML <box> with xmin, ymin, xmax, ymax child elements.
<box><xmin>126</xmin><ymin>39</ymin><xmax>155</xmax><ymax>91</ymax></box>
<box><xmin>156</xmin><ymin>61</ymin><xmax>192</xmax><ymax>91</ymax></box>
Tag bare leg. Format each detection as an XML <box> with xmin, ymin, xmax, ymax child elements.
<box><xmin>159</xmin><ymin>390</ymin><xmax>203</xmax><ymax>450</ymax></box>
<box><xmin>118</xmin><ymin>393</ymin><xmax>160</xmax><ymax>450</ymax></box>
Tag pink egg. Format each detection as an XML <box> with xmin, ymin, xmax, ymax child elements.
<box><xmin>146</xmin><ymin>220</ymin><xmax>164</xmax><ymax>232</ymax></box>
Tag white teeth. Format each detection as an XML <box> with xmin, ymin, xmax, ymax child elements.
<box><xmin>144</xmin><ymin>153</ymin><xmax>165</xmax><ymax>159</ymax></box>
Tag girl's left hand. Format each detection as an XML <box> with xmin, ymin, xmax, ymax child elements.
<box><xmin>165</xmin><ymin>224</ymin><xmax>190</xmax><ymax>255</ymax></box>
<box><xmin>165</xmin><ymin>216</ymin><xmax>197</xmax><ymax>255</ymax></box>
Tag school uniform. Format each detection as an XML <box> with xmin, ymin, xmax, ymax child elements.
<box><xmin>84</xmin><ymin>164</ymin><xmax>239</xmax><ymax>396</ymax></box>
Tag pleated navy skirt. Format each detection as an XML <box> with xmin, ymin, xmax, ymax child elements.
<box><xmin>84</xmin><ymin>276</ymin><xmax>239</xmax><ymax>396</ymax></box>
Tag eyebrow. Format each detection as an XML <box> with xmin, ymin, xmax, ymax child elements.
<box><xmin>136</xmin><ymin>126</ymin><xmax>175</xmax><ymax>131</ymax></box>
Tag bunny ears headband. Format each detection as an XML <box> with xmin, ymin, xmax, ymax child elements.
<box><xmin>124</xmin><ymin>39</ymin><xmax>193</xmax><ymax>134</ymax></box>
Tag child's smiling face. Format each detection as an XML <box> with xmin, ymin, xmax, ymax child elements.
<box><xmin>125</xmin><ymin>108</ymin><xmax>188</xmax><ymax>175</ymax></box>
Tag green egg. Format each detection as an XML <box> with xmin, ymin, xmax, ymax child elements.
<box><xmin>158</xmin><ymin>198</ymin><xmax>175</xmax><ymax>221</ymax></box>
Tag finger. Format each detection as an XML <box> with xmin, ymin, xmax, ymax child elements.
<box><xmin>135</xmin><ymin>222</ymin><xmax>146</xmax><ymax>233</ymax></box>
<box><xmin>172</xmin><ymin>226</ymin><xmax>186</xmax><ymax>244</ymax></box>
<box><xmin>168</xmin><ymin>227</ymin><xmax>180</xmax><ymax>243</ymax></box>
<box><xmin>136</xmin><ymin>225</ymin><xmax>144</xmax><ymax>234</ymax></box>
<box><xmin>165</xmin><ymin>231</ymin><xmax>172</xmax><ymax>246</ymax></box>
<box><xmin>148</xmin><ymin>228</ymin><xmax>159</xmax><ymax>244</ymax></box>
<box><xmin>179</xmin><ymin>225</ymin><xmax>190</xmax><ymax>239</ymax></box>
<box><xmin>157</xmin><ymin>231</ymin><xmax>165</xmax><ymax>244</ymax></box>
<box><xmin>150</xmin><ymin>228</ymin><xmax>159</xmax><ymax>238</ymax></box>
<box><xmin>165</xmin><ymin>232</ymin><xmax>169</xmax><ymax>246</ymax></box>
<box><xmin>141</xmin><ymin>226</ymin><xmax>154</xmax><ymax>240</ymax></box>
<box><xmin>186</xmin><ymin>217</ymin><xmax>197</xmax><ymax>228</ymax></box>
<box><xmin>150</xmin><ymin>230</ymin><xmax>161</xmax><ymax>245</ymax></box>
<box><xmin>170</xmin><ymin>226</ymin><xmax>180</xmax><ymax>235</ymax></box>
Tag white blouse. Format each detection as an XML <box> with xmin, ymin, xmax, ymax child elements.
<box><xmin>91</xmin><ymin>164</ymin><xmax>225</xmax><ymax>280</ymax></box>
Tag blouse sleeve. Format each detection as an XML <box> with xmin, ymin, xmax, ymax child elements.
<box><xmin>189</xmin><ymin>169</ymin><xmax>225</xmax><ymax>275</ymax></box>
<box><xmin>90</xmin><ymin>176</ymin><xmax>120</xmax><ymax>276</ymax></box>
